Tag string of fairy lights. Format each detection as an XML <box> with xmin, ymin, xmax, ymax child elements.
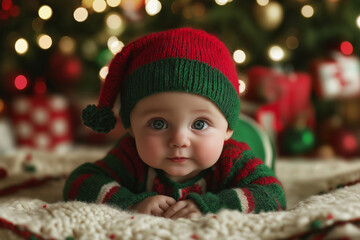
<box><xmin>1</xmin><ymin>0</ymin><xmax>359</xmax><ymax>114</ymax></box>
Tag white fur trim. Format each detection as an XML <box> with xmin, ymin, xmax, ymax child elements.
<box><xmin>96</xmin><ymin>181</ymin><xmax>121</xmax><ymax>203</ymax></box>
<box><xmin>234</xmin><ymin>189</ymin><xmax>249</xmax><ymax>213</ymax></box>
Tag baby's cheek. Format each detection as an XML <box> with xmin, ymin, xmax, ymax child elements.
<box><xmin>196</xmin><ymin>138</ymin><xmax>224</xmax><ymax>167</ymax></box>
<box><xmin>137</xmin><ymin>136</ymin><xmax>165</xmax><ymax>163</ymax></box>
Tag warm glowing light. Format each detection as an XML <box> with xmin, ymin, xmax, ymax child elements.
<box><xmin>99</xmin><ymin>66</ymin><xmax>109</xmax><ymax>80</ymax></box>
<box><xmin>268</xmin><ymin>45</ymin><xmax>285</xmax><ymax>62</ymax></box>
<box><xmin>107</xmin><ymin>36</ymin><xmax>124</xmax><ymax>54</ymax></box>
<box><xmin>74</xmin><ymin>7</ymin><xmax>88</xmax><ymax>22</ymax></box>
<box><xmin>233</xmin><ymin>50</ymin><xmax>246</xmax><ymax>64</ymax></box>
<box><xmin>286</xmin><ymin>36</ymin><xmax>299</xmax><ymax>50</ymax></box>
<box><xmin>82</xmin><ymin>0</ymin><xmax>93</xmax><ymax>8</ymax></box>
<box><xmin>238</xmin><ymin>79</ymin><xmax>246</xmax><ymax>94</ymax></box>
<box><xmin>106</xmin><ymin>13</ymin><xmax>122</xmax><ymax>29</ymax></box>
<box><xmin>215</xmin><ymin>0</ymin><xmax>228</xmax><ymax>6</ymax></box>
<box><xmin>343</xmin><ymin>134</ymin><xmax>357</xmax><ymax>151</ymax></box>
<box><xmin>15</xmin><ymin>38</ymin><xmax>28</xmax><ymax>55</ymax></box>
<box><xmin>301</xmin><ymin>5</ymin><xmax>314</xmax><ymax>18</ymax></box>
<box><xmin>37</xmin><ymin>34</ymin><xmax>52</xmax><ymax>50</ymax></box>
<box><xmin>340</xmin><ymin>41</ymin><xmax>353</xmax><ymax>55</ymax></box>
<box><xmin>106</xmin><ymin>0</ymin><xmax>121</xmax><ymax>7</ymax></box>
<box><xmin>145</xmin><ymin>0</ymin><xmax>162</xmax><ymax>16</ymax></box>
<box><xmin>356</xmin><ymin>15</ymin><xmax>360</xmax><ymax>29</ymax></box>
<box><xmin>14</xmin><ymin>75</ymin><xmax>28</xmax><ymax>90</ymax></box>
<box><xmin>59</xmin><ymin>36</ymin><xmax>76</xmax><ymax>55</ymax></box>
<box><xmin>38</xmin><ymin>5</ymin><xmax>53</xmax><ymax>20</ymax></box>
<box><xmin>256</xmin><ymin>0</ymin><xmax>269</xmax><ymax>6</ymax></box>
<box><xmin>93</xmin><ymin>0</ymin><xmax>107</xmax><ymax>12</ymax></box>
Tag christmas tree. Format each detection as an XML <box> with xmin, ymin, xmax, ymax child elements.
<box><xmin>1</xmin><ymin>0</ymin><xmax>360</xmax><ymax>158</ymax></box>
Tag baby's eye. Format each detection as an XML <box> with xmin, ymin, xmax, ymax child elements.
<box><xmin>192</xmin><ymin>120</ymin><xmax>208</xmax><ymax>130</ymax></box>
<box><xmin>150</xmin><ymin>119</ymin><xmax>167</xmax><ymax>130</ymax></box>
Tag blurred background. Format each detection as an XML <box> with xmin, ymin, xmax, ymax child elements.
<box><xmin>1</xmin><ymin>0</ymin><xmax>360</xmax><ymax>160</ymax></box>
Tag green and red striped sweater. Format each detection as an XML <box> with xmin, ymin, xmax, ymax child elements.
<box><xmin>63</xmin><ymin>135</ymin><xmax>286</xmax><ymax>214</ymax></box>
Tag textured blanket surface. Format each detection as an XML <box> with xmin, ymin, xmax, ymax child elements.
<box><xmin>1</xmin><ymin>149</ymin><xmax>360</xmax><ymax>240</ymax></box>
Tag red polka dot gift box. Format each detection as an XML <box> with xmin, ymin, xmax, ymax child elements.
<box><xmin>11</xmin><ymin>95</ymin><xmax>73</xmax><ymax>152</ymax></box>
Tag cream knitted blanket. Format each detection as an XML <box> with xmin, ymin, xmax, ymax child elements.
<box><xmin>1</xmin><ymin>149</ymin><xmax>360</xmax><ymax>240</ymax></box>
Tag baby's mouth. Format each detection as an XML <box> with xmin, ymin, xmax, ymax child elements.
<box><xmin>167</xmin><ymin>157</ymin><xmax>189</xmax><ymax>163</ymax></box>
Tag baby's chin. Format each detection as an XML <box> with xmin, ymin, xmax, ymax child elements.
<box><xmin>165</xmin><ymin>170</ymin><xmax>202</xmax><ymax>183</ymax></box>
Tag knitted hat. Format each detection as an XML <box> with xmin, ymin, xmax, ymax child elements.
<box><xmin>82</xmin><ymin>28</ymin><xmax>241</xmax><ymax>133</ymax></box>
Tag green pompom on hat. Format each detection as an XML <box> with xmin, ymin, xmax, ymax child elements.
<box><xmin>82</xmin><ymin>28</ymin><xmax>241</xmax><ymax>133</ymax></box>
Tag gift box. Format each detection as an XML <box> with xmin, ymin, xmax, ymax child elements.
<box><xmin>11</xmin><ymin>95</ymin><xmax>73</xmax><ymax>152</ymax></box>
<box><xmin>245</xmin><ymin>66</ymin><xmax>314</xmax><ymax>134</ymax></box>
<box><xmin>312</xmin><ymin>52</ymin><xmax>360</xmax><ymax>99</ymax></box>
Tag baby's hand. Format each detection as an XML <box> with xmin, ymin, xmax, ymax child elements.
<box><xmin>130</xmin><ymin>195</ymin><xmax>176</xmax><ymax>217</ymax></box>
<box><xmin>163</xmin><ymin>199</ymin><xmax>202</xmax><ymax>219</ymax></box>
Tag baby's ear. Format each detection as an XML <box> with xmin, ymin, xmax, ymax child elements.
<box><xmin>225</xmin><ymin>128</ymin><xmax>233</xmax><ymax>141</ymax></box>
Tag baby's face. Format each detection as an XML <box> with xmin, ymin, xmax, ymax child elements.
<box><xmin>129</xmin><ymin>92</ymin><xmax>233</xmax><ymax>182</ymax></box>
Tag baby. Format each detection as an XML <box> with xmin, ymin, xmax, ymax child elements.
<box><xmin>63</xmin><ymin>28</ymin><xmax>286</xmax><ymax>219</ymax></box>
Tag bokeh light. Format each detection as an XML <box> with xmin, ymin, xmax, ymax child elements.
<box><xmin>215</xmin><ymin>0</ymin><xmax>228</xmax><ymax>6</ymax></box>
<box><xmin>107</xmin><ymin>36</ymin><xmax>124</xmax><ymax>54</ymax></box>
<box><xmin>99</xmin><ymin>66</ymin><xmax>109</xmax><ymax>80</ymax></box>
<box><xmin>37</xmin><ymin>34</ymin><xmax>52</xmax><ymax>50</ymax></box>
<box><xmin>2</xmin><ymin>0</ymin><xmax>12</xmax><ymax>10</ymax></box>
<box><xmin>302</xmin><ymin>131</ymin><xmax>315</xmax><ymax>146</ymax></box>
<box><xmin>268</xmin><ymin>45</ymin><xmax>285</xmax><ymax>61</ymax></box>
<box><xmin>38</xmin><ymin>5</ymin><xmax>53</xmax><ymax>20</ymax></box>
<box><xmin>301</xmin><ymin>5</ymin><xmax>314</xmax><ymax>18</ymax></box>
<box><xmin>15</xmin><ymin>38</ymin><xmax>28</xmax><ymax>55</ymax></box>
<box><xmin>343</xmin><ymin>133</ymin><xmax>357</xmax><ymax>152</ymax></box>
<box><xmin>106</xmin><ymin>13</ymin><xmax>122</xmax><ymax>29</ymax></box>
<box><xmin>340</xmin><ymin>41</ymin><xmax>353</xmax><ymax>55</ymax></box>
<box><xmin>93</xmin><ymin>0</ymin><xmax>107</xmax><ymax>12</ymax></box>
<box><xmin>82</xmin><ymin>0</ymin><xmax>93</xmax><ymax>8</ymax></box>
<box><xmin>145</xmin><ymin>0</ymin><xmax>162</xmax><ymax>16</ymax></box>
<box><xmin>74</xmin><ymin>7</ymin><xmax>88</xmax><ymax>22</ymax></box>
<box><xmin>233</xmin><ymin>50</ymin><xmax>246</xmax><ymax>64</ymax></box>
<box><xmin>106</xmin><ymin>0</ymin><xmax>121</xmax><ymax>7</ymax></box>
<box><xmin>14</xmin><ymin>75</ymin><xmax>28</xmax><ymax>90</ymax></box>
<box><xmin>59</xmin><ymin>36</ymin><xmax>76</xmax><ymax>55</ymax></box>
<box><xmin>238</xmin><ymin>79</ymin><xmax>246</xmax><ymax>94</ymax></box>
<box><xmin>10</xmin><ymin>5</ymin><xmax>20</xmax><ymax>17</ymax></box>
<box><xmin>256</xmin><ymin>0</ymin><xmax>269</xmax><ymax>6</ymax></box>
<box><xmin>286</xmin><ymin>36</ymin><xmax>299</xmax><ymax>50</ymax></box>
<box><xmin>356</xmin><ymin>15</ymin><xmax>360</xmax><ymax>29</ymax></box>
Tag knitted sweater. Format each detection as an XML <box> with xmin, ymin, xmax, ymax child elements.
<box><xmin>63</xmin><ymin>135</ymin><xmax>286</xmax><ymax>214</ymax></box>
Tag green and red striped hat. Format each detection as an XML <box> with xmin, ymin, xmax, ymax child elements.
<box><xmin>82</xmin><ymin>28</ymin><xmax>241</xmax><ymax>133</ymax></box>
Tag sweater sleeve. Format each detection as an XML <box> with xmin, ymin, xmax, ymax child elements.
<box><xmin>63</xmin><ymin>135</ymin><xmax>157</xmax><ymax>209</ymax></box>
<box><xmin>186</xmin><ymin>139</ymin><xmax>286</xmax><ymax>214</ymax></box>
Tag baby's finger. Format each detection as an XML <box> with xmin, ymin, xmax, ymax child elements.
<box><xmin>158</xmin><ymin>197</ymin><xmax>176</xmax><ymax>212</ymax></box>
<box><xmin>163</xmin><ymin>201</ymin><xmax>186</xmax><ymax>218</ymax></box>
<box><xmin>166</xmin><ymin>197</ymin><xmax>176</xmax><ymax>206</ymax></box>
<box><xmin>170</xmin><ymin>207</ymin><xmax>194</xmax><ymax>219</ymax></box>
<box><xmin>150</xmin><ymin>207</ymin><xmax>165</xmax><ymax>217</ymax></box>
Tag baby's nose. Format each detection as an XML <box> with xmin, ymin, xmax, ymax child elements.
<box><xmin>169</xmin><ymin>128</ymin><xmax>191</xmax><ymax>148</ymax></box>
